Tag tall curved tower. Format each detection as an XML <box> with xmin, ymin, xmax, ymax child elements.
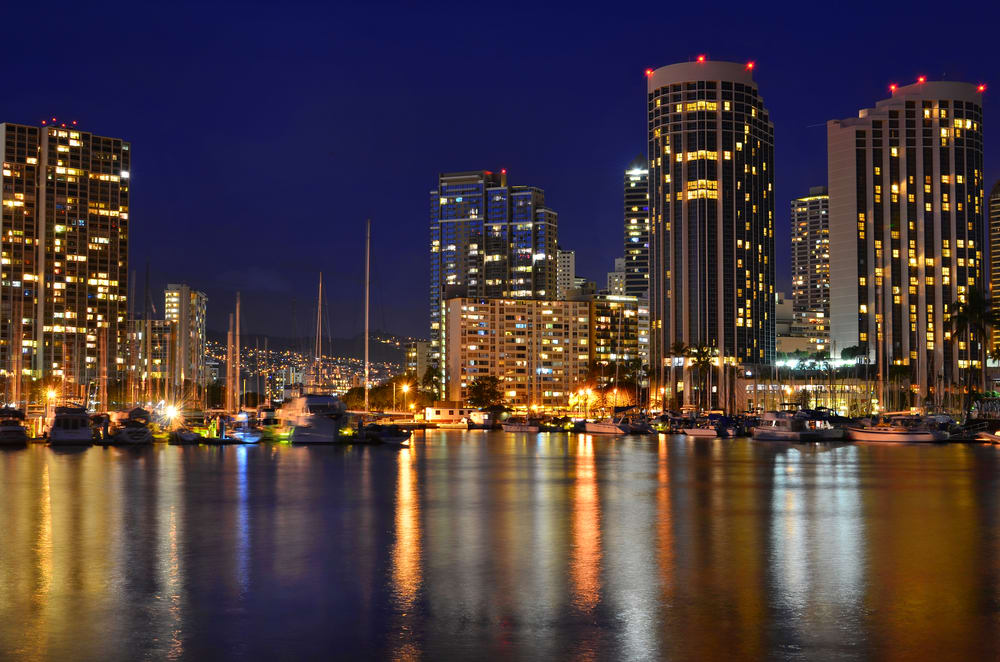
<box><xmin>647</xmin><ymin>59</ymin><xmax>776</xmax><ymax>406</ymax></box>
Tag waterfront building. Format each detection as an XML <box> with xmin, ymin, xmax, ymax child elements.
<box><xmin>606</xmin><ymin>257</ymin><xmax>626</xmax><ymax>295</ymax></box>
<box><xmin>624</xmin><ymin>156</ymin><xmax>650</xmax><ymax>297</ymax></box>
<box><xmin>828</xmin><ymin>79</ymin><xmax>986</xmax><ymax>397</ymax></box>
<box><xmin>775</xmin><ymin>291</ymin><xmax>815</xmax><ymax>355</ymax></box>
<box><xmin>556</xmin><ymin>248</ymin><xmax>575</xmax><ymax>299</ymax></box>
<box><xmin>588</xmin><ymin>293</ymin><xmax>639</xmax><ymax>389</ymax></box>
<box><xmin>405</xmin><ymin>339</ymin><xmax>430</xmax><ymax>379</ymax></box>
<box><xmin>647</xmin><ymin>59</ymin><xmax>776</xmax><ymax>409</ymax></box>
<box><xmin>444</xmin><ymin>297</ymin><xmax>589</xmax><ymax>409</ymax></box>
<box><xmin>126</xmin><ymin>317</ymin><xmax>174</xmax><ymax>403</ymax></box>
<box><xmin>0</xmin><ymin>121</ymin><xmax>130</xmax><ymax>400</ymax></box>
<box><xmin>429</xmin><ymin>170</ymin><xmax>558</xmax><ymax>376</ymax></box>
<box><xmin>164</xmin><ymin>284</ymin><xmax>208</xmax><ymax>392</ymax></box>
<box><xmin>990</xmin><ymin>181</ymin><xmax>1000</xmax><ymax>351</ymax></box>
<box><xmin>790</xmin><ymin>186</ymin><xmax>831</xmax><ymax>353</ymax></box>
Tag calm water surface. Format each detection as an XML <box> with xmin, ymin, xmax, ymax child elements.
<box><xmin>1</xmin><ymin>432</ymin><xmax>999</xmax><ymax>661</ymax></box>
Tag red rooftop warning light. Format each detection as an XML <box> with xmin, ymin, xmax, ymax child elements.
<box><xmin>696</xmin><ymin>54</ymin><xmax>706</xmax><ymax>63</ymax></box>
<box><xmin>501</xmin><ymin>168</ymin><xmax>507</xmax><ymax>175</ymax></box>
<box><xmin>645</xmin><ymin>68</ymin><xmax>654</xmax><ymax>77</ymax></box>
<box><xmin>745</xmin><ymin>61</ymin><xmax>755</xmax><ymax>71</ymax></box>
<box><xmin>978</xmin><ymin>84</ymin><xmax>987</xmax><ymax>92</ymax></box>
<box><xmin>889</xmin><ymin>83</ymin><xmax>897</xmax><ymax>92</ymax></box>
<box><xmin>917</xmin><ymin>75</ymin><xmax>926</xmax><ymax>84</ymax></box>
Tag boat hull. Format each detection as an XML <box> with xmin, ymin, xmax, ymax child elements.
<box><xmin>584</xmin><ymin>422</ymin><xmax>625</xmax><ymax>435</ymax></box>
<box><xmin>846</xmin><ymin>427</ymin><xmax>948</xmax><ymax>443</ymax></box>
<box><xmin>683</xmin><ymin>428</ymin><xmax>719</xmax><ymax>438</ymax></box>
<box><xmin>752</xmin><ymin>428</ymin><xmax>821</xmax><ymax>442</ymax></box>
<box><xmin>113</xmin><ymin>428</ymin><xmax>154</xmax><ymax>445</ymax></box>
<box><xmin>0</xmin><ymin>427</ymin><xmax>28</xmax><ymax>444</ymax></box>
<box><xmin>49</xmin><ymin>431</ymin><xmax>93</xmax><ymax>445</ymax></box>
<box><xmin>502</xmin><ymin>423</ymin><xmax>540</xmax><ymax>433</ymax></box>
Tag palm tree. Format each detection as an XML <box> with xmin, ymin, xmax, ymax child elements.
<box><xmin>949</xmin><ymin>286</ymin><xmax>995</xmax><ymax>414</ymax></box>
<box><xmin>667</xmin><ymin>341</ymin><xmax>688</xmax><ymax>409</ymax></box>
<box><xmin>688</xmin><ymin>344</ymin><xmax>715</xmax><ymax>411</ymax></box>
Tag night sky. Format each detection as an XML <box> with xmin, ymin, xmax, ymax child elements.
<box><xmin>4</xmin><ymin>2</ymin><xmax>998</xmax><ymax>340</ymax></box>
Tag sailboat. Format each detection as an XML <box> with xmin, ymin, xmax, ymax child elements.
<box><xmin>278</xmin><ymin>273</ymin><xmax>348</xmax><ymax>443</ymax></box>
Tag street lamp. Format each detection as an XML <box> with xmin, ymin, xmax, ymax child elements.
<box><xmin>402</xmin><ymin>383</ymin><xmax>409</xmax><ymax>413</ymax></box>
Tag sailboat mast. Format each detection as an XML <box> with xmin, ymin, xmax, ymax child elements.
<box><xmin>235</xmin><ymin>292</ymin><xmax>241</xmax><ymax>411</ymax></box>
<box><xmin>315</xmin><ymin>273</ymin><xmax>323</xmax><ymax>385</ymax></box>
<box><xmin>364</xmin><ymin>219</ymin><xmax>370</xmax><ymax>413</ymax></box>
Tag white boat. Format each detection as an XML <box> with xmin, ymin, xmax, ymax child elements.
<box><xmin>584</xmin><ymin>419</ymin><xmax>625</xmax><ymax>435</ymax></box>
<box><xmin>0</xmin><ymin>408</ymin><xmax>29</xmax><ymax>445</ymax></box>
<box><xmin>280</xmin><ymin>394</ymin><xmax>346</xmax><ymax>444</ymax></box>
<box><xmin>752</xmin><ymin>412</ymin><xmax>821</xmax><ymax>442</ymax></box>
<box><xmin>975</xmin><ymin>431</ymin><xmax>1000</xmax><ymax>444</ymax></box>
<box><xmin>683</xmin><ymin>426</ymin><xmax>719</xmax><ymax>438</ymax></box>
<box><xmin>48</xmin><ymin>406</ymin><xmax>94</xmax><ymax>445</ymax></box>
<box><xmin>847</xmin><ymin>415</ymin><xmax>949</xmax><ymax>443</ymax></box>
<box><xmin>502</xmin><ymin>417</ymin><xmax>540</xmax><ymax>433</ymax></box>
<box><xmin>112</xmin><ymin>407</ymin><xmax>154</xmax><ymax>445</ymax></box>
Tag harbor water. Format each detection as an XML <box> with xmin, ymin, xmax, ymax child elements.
<box><xmin>1</xmin><ymin>431</ymin><xmax>999</xmax><ymax>660</ymax></box>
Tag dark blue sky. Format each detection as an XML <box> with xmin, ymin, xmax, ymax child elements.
<box><xmin>3</xmin><ymin>2</ymin><xmax>998</xmax><ymax>339</ymax></box>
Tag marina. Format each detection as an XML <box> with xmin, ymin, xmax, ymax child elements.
<box><xmin>1</xmin><ymin>431</ymin><xmax>998</xmax><ymax>660</ymax></box>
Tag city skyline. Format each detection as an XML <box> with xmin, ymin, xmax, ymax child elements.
<box><xmin>0</xmin><ymin>5</ymin><xmax>996</xmax><ymax>340</ymax></box>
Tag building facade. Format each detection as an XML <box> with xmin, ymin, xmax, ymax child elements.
<box><xmin>648</xmin><ymin>59</ymin><xmax>776</xmax><ymax>406</ymax></box>
<box><xmin>556</xmin><ymin>248</ymin><xmax>575</xmax><ymax>299</ymax></box>
<box><xmin>990</xmin><ymin>180</ymin><xmax>1000</xmax><ymax>351</ymax></box>
<box><xmin>404</xmin><ymin>339</ymin><xmax>430</xmax><ymax>379</ymax></box>
<box><xmin>790</xmin><ymin>186</ymin><xmax>831</xmax><ymax>353</ymax></box>
<box><xmin>588</xmin><ymin>293</ymin><xmax>640</xmax><ymax>388</ymax></box>
<box><xmin>444</xmin><ymin>297</ymin><xmax>588</xmax><ymax>409</ymax></box>
<box><xmin>0</xmin><ymin>121</ymin><xmax>130</xmax><ymax>401</ymax></box>
<box><xmin>624</xmin><ymin>155</ymin><xmax>650</xmax><ymax>297</ymax></box>
<box><xmin>164</xmin><ymin>283</ymin><xmax>207</xmax><ymax>392</ymax></box>
<box><xmin>606</xmin><ymin>257</ymin><xmax>625</xmax><ymax>295</ymax></box>
<box><xmin>828</xmin><ymin>80</ymin><xmax>985</xmax><ymax>397</ymax></box>
<box><xmin>429</xmin><ymin>171</ymin><xmax>558</xmax><ymax>373</ymax></box>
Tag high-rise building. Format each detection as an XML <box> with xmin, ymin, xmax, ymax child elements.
<box><xmin>648</xmin><ymin>59</ymin><xmax>775</xmax><ymax>405</ymax></box>
<box><xmin>429</xmin><ymin>170</ymin><xmax>558</xmax><ymax>372</ymax></box>
<box><xmin>556</xmin><ymin>248</ymin><xmax>576</xmax><ymax>299</ymax></box>
<box><xmin>589</xmin><ymin>293</ymin><xmax>639</xmax><ymax>388</ymax></box>
<box><xmin>624</xmin><ymin>155</ymin><xmax>650</xmax><ymax>297</ymax></box>
<box><xmin>0</xmin><ymin>121</ymin><xmax>130</xmax><ymax>400</ymax></box>
<box><xmin>164</xmin><ymin>284</ymin><xmax>208</xmax><ymax>391</ymax></box>
<box><xmin>790</xmin><ymin>186</ymin><xmax>831</xmax><ymax>352</ymax></box>
<box><xmin>606</xmin><ymin>257</ymin><xmax>625</xmax><ymax>295</ymax></box>
<box><xmin>828</xmin><ymin>80</ymin><xmax>985</xmax><ymax>397</ymax></box>
<box><xmin>404</xmin><ymin>339</ymin><xmax>430</xmax><ymax>379</ymax></box>
<box><xmin>444</xmin><ymin>297</ymin><xmax>589</xmax><ymax>409</ymax></box>
<box><xmin>989</xmin><ymin>180</ymin><xmax>1000</xmax><ymax>351</ymax></box>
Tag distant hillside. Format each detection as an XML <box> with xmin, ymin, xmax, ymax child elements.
<box><xmin>207</xmin><ymin>329</ymin><xmax>408</xmax><ymax>364</ymax></box>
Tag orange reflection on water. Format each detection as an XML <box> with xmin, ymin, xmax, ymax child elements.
<box><xmin>390</xmin><ymin>447</ymin><xmax>422</xmax><ymax>661</ymax></box>
<box><xmin>570</xmin><ymin>436</ymin><xmax>601</xmax><ymax>612</ymax></box>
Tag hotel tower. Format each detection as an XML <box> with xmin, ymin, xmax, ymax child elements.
<box><xmin>647</xmin><ymin>58</ymin><xmax>776</xmax><ymax>404</ymax></box>
<box><xmin>828</xmin><ymin>80</ymin><xmax>986</xmax><ymax>398</ymax></box>
<box><xmin>0</xmin><ymin>121</ymin><xmax>130</xmax><ymax>400</ymax></box>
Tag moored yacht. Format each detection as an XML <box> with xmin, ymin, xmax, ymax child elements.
<box><xmin>752</xmin><ymin>411</ymin><xmax>821</xmax><ymax>442</ymax></box>
<box><xmin>112</xmin><ymin>407</ymin><xmax>154</xmax><ymax>445</ymax></box>
<box><xmin>846</xmin><ymin>415</ymin><xmax>949</xmax><ymax>443</ymax></box>
<box><xmin>501</xmin><ymin>416</ymin><xmax>540</xmax><ymax>433</ymax></box>
<box><xmin>0</xmin><ymin>408</ymin><xmax>29</xmax><ymax>445</ymax></box>
<box><xmin>583</xmin><ymin>418</ymin><xmax>625</xmax><ymax>435</ymax></box>
<box><xmin>280</xmin><ymin>393</ymin><xmax>346</xmax><ymax>443</ymax></box>
<box><xmin>48</xmin><ymin>406</ymin><xmax>94</xmax><ymax>445</ymax></box>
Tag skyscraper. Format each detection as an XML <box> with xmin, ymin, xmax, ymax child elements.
<box><xmin>647</xmin><ymin>59</ymin><xmax>775</xmax><ymax>405</ymax></box>
<box><xmin>556</xmin><ymin>248</ymin><xmax>576</xmax><ymax>299</ymax></box>
<box><xmin>828</xmin><ymin>80</ymin><xmax>985</xmax><ymax>397</ymax></box>
<box><xmin>790</xmin><ymin>186</ymin><xmax>831</xmax><ymax>351</ymax></box>
<box><xmin>164</xmin><ymin>284</ymin><xmax>208</xmax><ymax>392</ymax></box>
<box><xmin>989</xmin><ymin>180</ymin><xmax>1000</xmax><ymax>351</ymax></box>
<box><xmin>0</xmin><ymin>121</ymin><xmax>130</xmax><ymax>400</ymax></box>
<box><xmin>624</xmin><ymin>155</ymin><xmax>650</xmax><ymax>297</ymax></box>
<box><xmin>429</xmin><ymin>170</ymin><xmax>558</xmax><ymax>371</ymax></box>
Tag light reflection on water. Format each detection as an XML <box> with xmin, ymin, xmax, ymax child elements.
<box><xmin>0</xmin><ymin>434</ymin><xmax>998</xmax><ymax>660</ymax></box>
